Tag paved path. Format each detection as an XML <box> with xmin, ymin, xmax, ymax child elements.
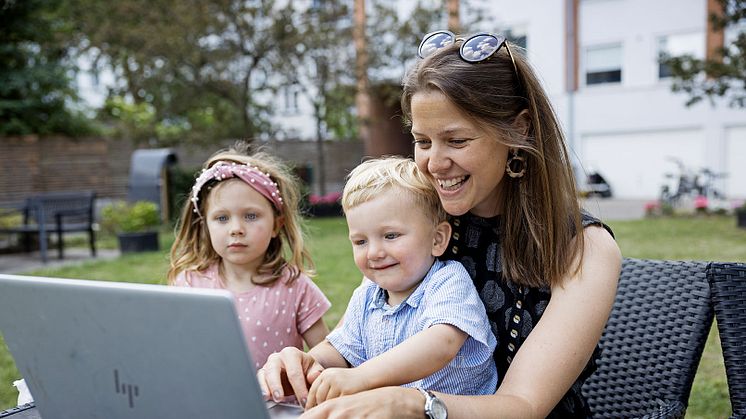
<box><xmin>0</xmin><ymin>248</ymin><xmax>120</xmax><ymax>275</ymax></box>
<box><xmin>581</xmin><ymin>198</ymin><xmax>648</xmax><ymax>221</ymax></box>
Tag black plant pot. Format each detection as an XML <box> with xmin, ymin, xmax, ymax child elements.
<box><xmin>117</xmin><ymin>231</ymin><xmax>159</xmax><ymax>253</ymax></box>
<box><xmin>737</xmin><ymin>209</ymin><xmax>746</xmax><ymax>229</ymax></box>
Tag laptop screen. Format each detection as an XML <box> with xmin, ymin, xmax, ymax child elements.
<box><xmin>0</xmin><ymin>274</ymin><xmax>300</xmax><ymax>419</ymax></box>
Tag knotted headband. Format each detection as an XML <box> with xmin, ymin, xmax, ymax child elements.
<box><xmin>191</xmin><ymin>161</ymin><xmax>283</xmax><ymax>218</ymax></box>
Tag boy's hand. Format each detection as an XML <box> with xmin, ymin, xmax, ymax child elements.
<box><xmin>305</xmin><ymin>367</ymin><xmax>371</xmax><ymax>409</ymax></box>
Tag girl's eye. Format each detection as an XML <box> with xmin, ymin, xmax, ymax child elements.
<box><xmin>352</xmin><ymin>239</ymin><xmax>366</xmax><ymax>246</ymax></box>
<box><xmin>216</xmin><ymin>215</ymin><xmax>228</xmax><ymax>222</ymax></box>
<box><xmin>245</xmin><ymin>213</ymin><xmax>257</xmax><ymax>221</ymax></box>
<box><xmin>384</xmin><ymin>232</ymin><xmax>400</xmax><ymax>240</ymax></box>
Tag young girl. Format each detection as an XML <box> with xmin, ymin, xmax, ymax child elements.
<box><xmin>168</xmin><ymin>142</ymin><xmax>331</xmax><ymax>369</ymax></box>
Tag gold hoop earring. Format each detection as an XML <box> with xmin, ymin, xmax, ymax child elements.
<box><xmin>505</xmin><ymin>150</ymin><xmax>526</xmax><ymax>179</ymax></box>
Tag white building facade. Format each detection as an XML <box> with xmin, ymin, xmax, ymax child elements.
<box><xmin>476</xmin><ymin>0</ymin><xmax>744</xmax><ymax>199</ymax></box>
<box><xmin>275</xmin><ymin>0</ymin><xmax>744</xmax><ymax>198</ymax></box>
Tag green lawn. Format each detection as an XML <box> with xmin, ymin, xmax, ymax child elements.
<box><xmin>1</xmin><ymin>215</ymin><xmax>744</xmax><ymax>416</ymax></box>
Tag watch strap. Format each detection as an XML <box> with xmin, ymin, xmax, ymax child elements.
<box><xmin>416</xmin><ymin>387</ymin><xmax>433</xmax><ymax>419</ymax></box>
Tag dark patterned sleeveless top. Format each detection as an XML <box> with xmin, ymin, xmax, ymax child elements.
<box><xmin>442</xmin><ymin>211</ymin><xmax>613</xmax><ymax>418</ymax></box>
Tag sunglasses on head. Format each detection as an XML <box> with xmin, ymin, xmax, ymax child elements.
<box><xmin>417</xmin><ymin>30</ymin><xmax>518</xmax><ymax>76</ymax></box>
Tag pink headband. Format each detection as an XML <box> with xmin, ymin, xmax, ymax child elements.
<box><xmin>191</xmin><ymin>161</ymin><xmax>283</xmax><ymax>217</ymax></box>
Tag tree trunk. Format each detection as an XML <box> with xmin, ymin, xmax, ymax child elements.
<box><xmin>353</xmin><ymin>0</ymin><xmax>372</xmax><ymax>156</ymax></box>
<box><xmin>447</xmin><ymin>0</ymin><xmax>460</xmax><ymax>33</ymax></box>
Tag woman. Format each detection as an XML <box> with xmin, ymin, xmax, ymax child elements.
<box><xmin>258</xmin><ymin>30</ymin><xmax>621</xmax><ymax>418</ymax></box>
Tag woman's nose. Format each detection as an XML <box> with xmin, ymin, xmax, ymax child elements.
<box><xmin>426</xmin><ymin>144</ymin><xmax>451</xmax><ymax>175</ymax></box>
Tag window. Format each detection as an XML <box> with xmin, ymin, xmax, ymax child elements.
<box><xmin>585</xmin><ymin>44</ymin><xmax>622</xmax><ymax>85</ymax></box>
<box><xmin>657</xmin><ymin>32</ymin><xmax>704</xmax><ymax>79</ymax></box>
<box><xmin>281</xmin><ymin>84</ymin><xmax>300</xmax><ymax>114</ymax></box>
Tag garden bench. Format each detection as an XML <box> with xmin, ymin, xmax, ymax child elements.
<box><xmin>0</xmin><ymin>191</ymin><xmax>97</xmax><ymax>263</ymax></box>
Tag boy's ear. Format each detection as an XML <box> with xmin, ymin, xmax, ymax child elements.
<box><xmin>273</xmin><ymin>215</ymin><xmax>285</xmax><ymax>238</ymax></box>
<box><xmin>431</xmin><ymin>220</ymin><xmax>452</xmax><ymax>257</ymax></box>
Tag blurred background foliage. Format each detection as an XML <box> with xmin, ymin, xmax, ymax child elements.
<box><xmin>0</xmin><ymin>0</ymin><xmax>444</xmax><ymax>145</ymax></box>
<box><xmin>2</xmin><ymin>0</ymin><xmax>743</xmax><ymax>144</ymax></box>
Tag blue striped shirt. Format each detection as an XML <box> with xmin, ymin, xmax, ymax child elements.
<box><xmin>326</xmin><ymin>259</ymin><xmax>498</xmax><ymax>395</ymax></box>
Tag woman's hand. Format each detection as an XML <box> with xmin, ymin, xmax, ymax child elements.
<box><xmin>257</xmin><ymin>346</ymin><xmax>324</xmax><ymax>405</ymax></box>
<box><xmin>300</xmin><ymin>386</ymin><xmax>424</xmax><ymax>419</ymax></box>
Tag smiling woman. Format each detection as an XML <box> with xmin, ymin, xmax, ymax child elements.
<box><xmin>259</xmin><ymin>29</ymin><xmax>621</xmax><ymax>419</ymax></box>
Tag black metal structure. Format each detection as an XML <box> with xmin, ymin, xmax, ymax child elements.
<box><xmin>126</xmin><ymin>148</ymin><xmax>177</xmax><ymax>220</ymax></box>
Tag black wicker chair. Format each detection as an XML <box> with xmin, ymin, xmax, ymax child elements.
<box><xmin>707</xmin><ymin>262</ymin><xmax>746</xmax><ymax>419</ymax></box>
<box><xmin>583</xmin><ymin>258</ymin><xmax>714</xmax><ymax>418</ymax></box>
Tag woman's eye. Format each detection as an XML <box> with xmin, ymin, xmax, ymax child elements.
<box><xmin>412</xmin><ymin>139</ymin><xmax>431</xmax><ymax>148</ymax></box>
<box><xmin>449</xmin><ymin>138</ymin><xmax>468</xmax><ymax>146</ymax></box>
<box><xmin>384</xmin><ymin>232</ymin><xmax>400</xmax><ymax>240</ymax></box>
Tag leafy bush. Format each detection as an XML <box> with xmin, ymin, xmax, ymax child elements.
<box><xmin>100</xmin><ymin>201</ymin><xmax>161</xmax><ymax>234</ymax></box>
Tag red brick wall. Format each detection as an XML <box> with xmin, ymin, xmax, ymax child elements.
<box><xmin>0</xmin><ymin>136</ymin><xmax>364</xmax><ymax>207</ymax></box>
<box><xmin>0</xmin><ymin>136</ymin><xmax>131</xmax><ymax>206</ymax></box>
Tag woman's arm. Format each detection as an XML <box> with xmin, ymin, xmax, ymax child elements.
<box><xmin>305</xmin><ymin>324</ymin><xmax>467</xmax><ymax>408</ymax></box>
<box><xmin>441</xmin><ymin>225</ymin><xmax>621</xmax><ymax>418</ymax></box>
<box><xmin>300</xmin><ymin>226</ymin><xmax>621</xmax><ymax>419</ymax></box>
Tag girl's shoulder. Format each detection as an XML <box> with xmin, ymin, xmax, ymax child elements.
<box><xmin>275</xmin><ymin>267</ymin><xmax>318</xmax><ymax>290</ymax></box>
<box><xmin>176</xmin><ymin>263</ymin><xmax>222</xmax><ymax>288</ymax></box>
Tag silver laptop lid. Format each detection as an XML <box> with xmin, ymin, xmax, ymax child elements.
<box><xmin>0</xmin><ymin>274</ymin><xmax>279</xmax><ymax>419</ymax></box>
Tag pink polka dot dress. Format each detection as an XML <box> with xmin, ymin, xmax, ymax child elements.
<box><xmin>174</xmin><ymin>264</ymin><xmax>331</xmax><ymax>368</ymax></box>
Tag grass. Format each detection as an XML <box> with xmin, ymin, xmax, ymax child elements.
<box><xmin>1</xmin><ymin>215</ymin><xmax>744</xmax><ymax>416</ymax></box>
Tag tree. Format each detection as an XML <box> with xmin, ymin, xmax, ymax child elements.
<box><xmin>70</xmin><ymin>0</ymin><xmax>304</xmax><ymax>145</ymax></box>
<box><xmin>0</xmin><ymin>0</ymin><xmax>93</xmax><ymax>136</ymax></box>
<box><xmin>365</xmin><ymin>0</ymin><xmax>488</xmax><ymax>97</ymax></box>
<box><xmin>662</xmin><ymin>0</ymin><xmax>746</xmax><ymax>107</ymax></box>
<box><xmin>290</xmin><ymin>0</ymin><xmax>356</xmax><ymax>195</ymax></box>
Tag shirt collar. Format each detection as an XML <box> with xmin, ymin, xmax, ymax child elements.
<box><xmin>366</xmin><ymin>259</ymin><xmax>444</xmax><ymax>312</ymax></box>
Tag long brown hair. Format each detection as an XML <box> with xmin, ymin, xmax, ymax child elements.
<box><xmin>401</xmin><ymin>40</ymin><xmax>583</xmax><ymax>288</ymax></box>
<box><xmin>167</xmin><ymin>142</ymin><xmax>314</xmax><ymax>285</ymax></box>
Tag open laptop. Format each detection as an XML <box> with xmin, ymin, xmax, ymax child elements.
<box><xmin>0</xmin><ymin>274</ymin><xmax>304</xmax><ymax>419</ymax></box>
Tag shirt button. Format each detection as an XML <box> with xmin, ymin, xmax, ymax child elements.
<box><xmin>453</xmin><ymin>218</ymin><xmax>461</xmax><ymax>227</ymax></box>
<box><xmin>516</xmin><ymin>300</ymin><xmax>522</xmax><ymax>309</ymax></box>
<box><xmin>508</xmin><ymin>343</ymin><xmax>515</xmax><ymax>352</ymax></box>
<box><xmin>452</xmin><ymin>246</ymin><xmax>459</xmax><ymax>254</ymax></box>
<box><xmin>512</xmin><ymin>314</ymin><xmax>521</xmax><ymax>324</ymax></box>
<box><xmin>506</xmin><ymin>356</ymin><xmax>513</xmax><ymax>364</ymax></box>
<box><xmin>510</xmin><ymin>329</ymin><xmax>518</xmax><ymax>338</ymax></box>
<box><xmin>453</xmin><ymin>232</ymin><xmax>460</xmax><ymax>240</ymax></box>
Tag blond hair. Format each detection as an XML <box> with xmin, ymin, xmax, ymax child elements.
<box><xmin>342</xmin><ymin>156</ymin><xmax>447</xmax><ymax>225</ymax></box>
<box><xmin>168</xmin><ymin>142</ymin><xmax>314</xmax><ymax>285</ymax></box>
<box><xmin>402</xmin><ymin>40</ymin><xmax>583</xmax><ymax>288</ymax></box>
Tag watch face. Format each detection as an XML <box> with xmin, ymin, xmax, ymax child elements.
<box><xmin>431</xmin><ymin>396</ymin><xmax>448</xmax><ymax>419</ymax></box>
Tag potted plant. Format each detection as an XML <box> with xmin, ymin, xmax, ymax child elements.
<box><xmin>100</xmin><ymin>201</ymin><xmax>161</xmax><ymax>253</ymax></box>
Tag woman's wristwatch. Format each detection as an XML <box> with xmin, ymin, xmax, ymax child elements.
<box><xmin>416</xmin><ymin>387</ymin><xmax>448</xmax><ymax>419</ymax></box>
